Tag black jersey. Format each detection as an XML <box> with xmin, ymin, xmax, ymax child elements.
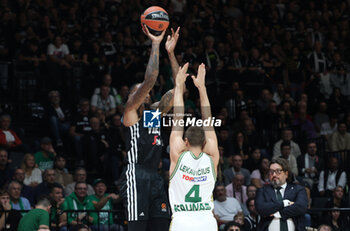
<box><xmin>123</xmin><ymin>116</ymin><xmax>163</xmax><ymax>170</ymax></box>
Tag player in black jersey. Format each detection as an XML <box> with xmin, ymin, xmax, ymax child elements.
<box><xmin>120</xmin><ymin>27</ymin><xmax>181</xmax><ymax>231</ymax></box>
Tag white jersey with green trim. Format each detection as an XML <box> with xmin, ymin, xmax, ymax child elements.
<box><xmin>169</xmin><ymin>151</ymin><xmax>216</xmax><ymax>215</ymax></box>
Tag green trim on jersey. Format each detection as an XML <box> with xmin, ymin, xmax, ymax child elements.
<box><xmin>170</xmin><ymin>152</ymin><xmax>186</xmax><ymax>180</ymax></box>
<box><xmin>209</xmin><ymin>154</ymin><xmax>217</xmax><ymax>180</ymax></box>
<box><xmin>190</xmin><ymin>151</ymin><xmax>203</xmax><ymax>160</ymax></box>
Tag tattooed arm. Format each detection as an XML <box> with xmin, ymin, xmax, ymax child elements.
<box><xmin>150</xmin><ymin>28</ymin><xmax>181</xmax><ymax>116</ymax></box>
<box><xmin>123</xmin><ymin>28</ymin><xmax>166</xmax><ymax>127</ymax></box>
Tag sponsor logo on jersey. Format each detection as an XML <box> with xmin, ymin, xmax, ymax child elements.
<box><xmin>161</xmin><ymin>203</ymin><xmax>167</xmax><ymax>212</ymax></box>
<box><xmin>143</xmin><ymin>109</ymin><xmax>161</xmax><ymax>128</ymax></box>
<box><xmin>182</xmin><ymin>174</ymin><xmax>207</xmax><ymax>182</ymax></box>
<box><xmin>179</xmin><ymin>164</ymin><xmax>210</xmax><ymax>176</ymax></box>
<box><xmin>152</xmin><ymin>135</ymin><xmax>162</xmax><ymax>146</ymax></box>
<box><xmin>139</xmin><ymin>212</ymin><xmax>145</xmax><ymax>216</ymax></box>
<box><xmin>173</xmin><ymin>203</ymin><xmax>211</xmax><ymax>212</ymax></box>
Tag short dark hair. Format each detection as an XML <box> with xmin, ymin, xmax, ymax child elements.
<box><xmin>224</xmin><ymin>221</ymin><xmax>242</xmax><ymax>231</ymax></box>
<box><xmin>246</xmin><ymin>197</ymin><xmax>255</xmax><ymax>208</ymax></box>
<box><xmin>280</xmin><ymin>140</ymin><xmax>291</xmax><ymax>151</ymax></box>
<box><xmin>75</xmin><ymin>181</ymin><xmax>87</xmax><ymax>190</ymax></box>
<box><xmin>270</xmin><ymin>158</ymin><xmax>290</xmax><ymax>172</ymax></box>
<box><xmin>184</xmin><ymin>126</ymin><xmax>205</xmax><ymax>147</ymax></box>
<box><xmin>49</xmin><ymin>183</ymin><xmax>63</xmax><ymax>193</ymax></box>
<box><xmin>37</xmin><ymin>195</ymin><xmax>51</xmax><ymax>207</ymax></box>
<box><xmin>0</xmin><ymin>189</ymin><xmax>9</xmax><ymax>197</ymax></box>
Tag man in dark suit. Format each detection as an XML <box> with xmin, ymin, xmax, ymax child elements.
<box><xmin>297</xmin><ymin>141</ymin><xmax>324</xmax><ymax>189</ymax></box>
<box><xmin>255</xmin><ymin>158</ymin><xmax>308</xmax><ymax>231</ymax></box>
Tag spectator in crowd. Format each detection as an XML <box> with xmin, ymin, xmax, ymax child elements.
<box><xmin>275</xmin><ymin>141</ymin><xmax>298</xmax><ymax>177</ymax></box>
<box><xmin>12</xmin><ymin>168</ymin><xmax>34</xmax><ymax>206</ymax></box>
<box><xmin>106</xmin><ymin>113</ymin><xmax>125</xmax><ymax>184</ymax></box>
<box><xmin>226</xmin><ymin>173</ymin><xmax>247</xmax><ymax>206</ymax></box>
<box><xmin>255</xmin><ymin>89</ymin><xmax>271</xmax><ymax>113</ymax></box>
<box><xmin>318</xmin><ymin>157</ymin><xmax>347</xmax><ymax>197</ymax></box>
<box><xmin>297</xmin><ymin>142</ymin><xmax>324</xmax><ymax>189</ymax></box>
<box><xmin>84</xmin><ymin>116</ymin><xmax>109</xmax><ymax>172</ymax></box>
<box><xmin>93</xmin><ymin>74</ymin><xmax>118</xmax><ymax>99</ymax></box>
<box><xmin>54</xmin><ymin>155</ymin><xmax>73</xmax><ymax>187</ymax></box>
<box><xmin>214</xmin><ymin>183</ymin><xmax>243</xmax><ymax>229</ymax></box>
<box><xmin>69</xmin><ymin>99</ymin><xmax>92</xmax><ymax>163</ymax></box>
<box><xmin>313</xmin><ymin>102</ymin><xmax>329</xmax><ymax>134</ymax></box>
<box><xmin>244</xmin><ymin>198</ymin><xmax>260</xmax><ymax>231</ymax></box>
<box><xmin>233</xmin><ymin>131</ymin><xmax>250</xmax><ymax>160</ymax></box>
<box><xmin>223</xmin><ymin>154</ymin><xmax>251</xmax><ymax>186</ymax></box>
<box><xmin>0</xmin><ymin>115</ymin><xmax>24</xmax><ymax>152</ymax></box>
<box><xmin>33</xmin><ymin>169</ymin><xmax>59</xmax><ymax>203</ymax></box>
<box><xmin>17</xmin><ymin>39</ymin><xmax>47</xmax><ymax>68</ymax></box>
<box><xmin>21</xmin><ymin>153</ymin><xmax>42</xmax><ymax>187</ymax></box>
<box><xmin>272</xmin><ymin>83</ymin><xmax>285</xmax><ymax>106</ymax></box>
<box><xmin>46</xmin><ymin>35</ymin><xmax>72</xmax><ymax>92</ymax></box>
<box><xmin>46</xmin><ymin>90</ymin><xmax>71</xmax><ymax>147</ymax></box>
<box><xmin>241</xmin><ymin>184</ymin><xmax>257</xmax><ymax>216</ymax></box>
<box><xmin>224</xmin><ymin>221</ymin><xmax>242</xmax><ymax>231</ymax></box>
<box><xmin>218</xmin><ymin>127</ymin><xmax>234</xmax><ymax>157</ymax></box>
<box><xmin>0</xmin><ymin>189</ymin><xmax>22</xmax><ymax>231</ymax></box>
<box><xmin>328</xmin><ymin>122</ymin><xmax>350</xmax><ymax>152</ymax></box>
<box><xmin>325</xmin><ymin>186</ymin><xmax>348</xmax><ymax>209</ymax></box>
<box><xmin>64</xmin><ymin>167</ymin><xmax>94</xmax><ymax>196</ymax></box>
<box><xmin>61</xmin><ymin>182</ymin><xmax>94</xmax><ymax>227</ymax></box>
<box><xmin>243</xmin><ymin>147</ymin><xmax>261</xmax><ymax>173</ymax></box>
<box><xmin>17</xmin><ymin>196</ymin><xmax>52</xmax><ymax>231</ymax></box>
<box><xmin>34</xmin><ymin>137</ymin><xmax>57</xmax><ymax>171</ymax></box>
<box><xmin>89</xmin><ymin>178</ymin><xmax>123</xmax><ymax>231</ymax></box>
<box><xmin>0</xmin><ymin>149</ymin><xmax>13</xmax><ymax>188</ymax></box>
<box><xmin>273</xmin><ymin>128</ymin><xmax>301</xmax><ymax>159</ymax></box>
<box><xmin>320</xmin><ymin>114</ymin><xmax>338</xmax><ymax>138</ymax></box>
<box><xmin>48</xmin><ymin>183</ymin><xmax>66</xmax><ymax>230</ymax></box>
<box><xmin>318</xmin><ymin>224</ymin><xmax>332</xmax><ymax>231</ymax></box>
<box><xmin>250</xmin><ymin>157</ymin><xmax>270</xmax><ymax>188</ymax></box>
<box><xmin>325</xmin><ymin>207</ymin><xmax>350</xmax><ymax>231</ymax></box>
<box><xmin>233</xmin><ymin>212</ymin><xmax>249</xmax><ymax>230</ymax></box>
<box><xmin>90</xmin><ymin>85</ymin><xmax>116</xmax><ymax>118</ymax></box>
<box><xmin>8</xmin><ymin>181</ymin><xmax>31</xmax><ymax>211</ymax></box>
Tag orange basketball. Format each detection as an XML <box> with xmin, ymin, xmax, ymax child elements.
<box><xmin>140</xmin><ymin>6</ymin><xmax>169</xmax><ymax>35</ymax></box>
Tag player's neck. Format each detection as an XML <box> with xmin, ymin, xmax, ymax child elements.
<box><xmin>188</xmin><ymin>146</ymin><xmax>202</xmax><ymax>157</ymax></box>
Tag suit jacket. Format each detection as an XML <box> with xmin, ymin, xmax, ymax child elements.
<box><xmin>255</xmin><ymin>183</ymin><xmax>308</xmax><ymax>231</ymax></box>
<box><xmin>297</xmin><ymin>154</ymin><xmax>324</xmax><ymax>178</ymax></box>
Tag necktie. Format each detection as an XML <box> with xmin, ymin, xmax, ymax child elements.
<box><xmin>276</xmin><ymin>187</ymin><xmax>288</xmax><ymax>231</ymax></box>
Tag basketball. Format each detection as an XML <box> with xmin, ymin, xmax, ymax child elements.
<box><xmin>140</xmin><ymin>6</ymin><xmax>169</xmax><ymax>35</ymax></box>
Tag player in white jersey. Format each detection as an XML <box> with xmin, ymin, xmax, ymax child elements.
<box><xmin>169</xmin><ymin>63</ymin><xmax>220</xmax><ymax>231</ymax></box>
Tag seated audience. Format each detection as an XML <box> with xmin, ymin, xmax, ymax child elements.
<box><xmin>0</xmin><ymin>149</ymin><xmax>13</xmax><ymax>188</ymax></box>
<box><xmin>8</xmin><ymin>181</ymin><xmax>31</xmax><ymax>211</ymax></box>
<box><xmin>61</xmin><ymin>182</ymin><xmax>94</xmax><ymax>227</ymax></box>
<box><xmin>12</xmin><ymin>168</ymin><xmax>34</xmax><ymax>206</ymax></box>
<box><xmin>21</xmin><ymin>153</ymin><xmax>42</xmax><ymax>187</ymax></box>
<box><xmin>223</xmin><ymin>154</ymin><xmax>251</xmax><ymax>186</ymax></box>
<box><xmin>328</xmin><ymin>122</ymin><xmax>350</xmax><ymax>152</ymax></box>
<box><xmin>214</xmin><ymin>183</ymin><xmax>242</xmax><ymax>229</ymax></box>
<box><xmin>226</xmin><ymin>173</ymin><xmax>247</xmax><ymax>206</ymax></box>
<box><xmin>0</xmin><ymin>115</ymin><xmax>24</xmax><ymax>152</ymax></box>
<box><xmin>88</xmin><ymin>178</ymin><xmax>123</xmax><ymax>231</ymax></box>
<box><xmin>46</xmin><ymin>90</ymin><xmax>71</xmax><ymax>147</ymax></box>
<box><xmin>272</xmin><ymin>128</ymin><xmax>301</xmax><ymax>159</ymax></box>
<box><xmin>318</xmin><ymin>157</ymin><xmax>347</xmax><ymax>197</ymax></box>
<box><xmin>64</xmin><ymin>167</ymin><xmax>94</xmax><ymax>196</ymax></box>
<box><xmin>34</xmin><ymin>137</ymin><xmax>57</xmax><ymax>171</ymax></box>
<box><xmin>34</xmin><ymin>169</ymin><xmax>60</xmax><ymax>203</ymax></box>
<box><xmin>250</xmin><ymin>157</ymin><xmax>270</xmax><ymax>188</ymax></box>
<box><xmin>54</xmin><ymin>155</ymin><xmax>73</xmax><ymax>187</ymax></box>
<box><xmin>0</xmin><ymin>189</ymin><xmax>22</xmax><ymax>231</ymax></box>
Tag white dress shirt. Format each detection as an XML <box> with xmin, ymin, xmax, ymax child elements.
<box><xmin>318</xmin><ymin>170</ymin><xmax>347</xmax><ymax>192</ymax></box>
<box><xmin>269</xmin><ymin>183</ymin><xmax>295</xmax><ymax>231</ymax></box>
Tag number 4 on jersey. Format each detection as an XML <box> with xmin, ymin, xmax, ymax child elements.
<box><xmin>185</xmin><ymin>185</ymin><xmax>202</xmax><ymax>202</ymax></box>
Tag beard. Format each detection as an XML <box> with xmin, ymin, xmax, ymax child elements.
<box><xmin>271</xmin><ymin>179</ymin><xmax>282</xmax><ymax>188</ymax></box>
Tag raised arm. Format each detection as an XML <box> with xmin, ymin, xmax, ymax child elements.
<box><xmin>123</xmin><ymin>28</ymin><xmax>166</xmax><ymax>126</ymax></box>
<box><xmin>192</xmin><ymin>63</ymin><xmax>219</xmax><ymax>167</ymax></box>
<box><xmin>169</xmin><ymin>63</ymin><xmax>189</xmax><ymax>175</ymax></box>
<box><xmin>150</xmin><ymin>27</ymin><xmax>180</xmax><ymax>115</ymax></box>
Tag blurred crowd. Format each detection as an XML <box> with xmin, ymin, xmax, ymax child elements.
<box><xmin>1</xmin><ymin>0</ymin><xmax>350</xmax><ymax>230</ymax></box>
